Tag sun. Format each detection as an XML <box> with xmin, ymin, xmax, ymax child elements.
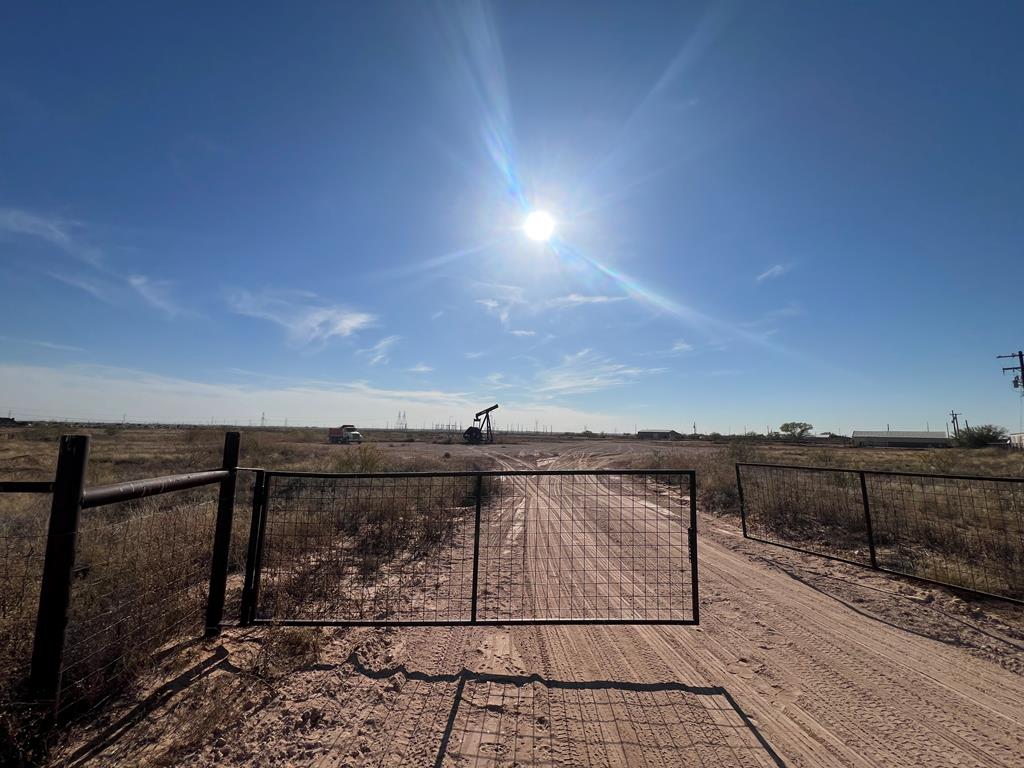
<box><xmin>523</xmin><ymin>210</ymin><xmax>555</xmax><ymax>242</ymax></box>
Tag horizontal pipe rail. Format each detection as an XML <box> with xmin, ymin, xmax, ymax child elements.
<box><xmin>0</xmin><ymin>480</ymin><xmax>54</xmax><ymax>493</ymax></box>
<box><xmin>736</xmin><ymin>462</ymin><xmax>1024</xmax><ymax>483</ymax></box>
<box><xmin>265</xmin><ymin>468</ymin><xmax>695</xmax><ymax>479</ymax></box>
<box><xmin>81</xmin><ymin>469</ymin><xmax>228</xmax><ymax>509</ymax></box>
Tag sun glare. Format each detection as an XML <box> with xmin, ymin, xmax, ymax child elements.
<box><xmin>523</xmin><ymin>210</ymin><xmax>555</xmax><ymax>242</ymax></box>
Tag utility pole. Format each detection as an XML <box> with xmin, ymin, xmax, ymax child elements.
<box><xmin>997</xmin><ymin>350</ymin><xmax>1024</xmax><ymax>392</ymax></box>
<box><xmin>949</xmin><ymin>410</ymin><xmax>961</xmax><ymax>438</ymax></box>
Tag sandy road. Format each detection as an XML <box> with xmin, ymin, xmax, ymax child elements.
<box><xmin>67</xmin><ymin>444</ymin><xmax>1024</xmax><ymax>766</ymax></box>
<box><xmin>301</xmin><ymin>446</ymin><xmax>1024</xmax><ymax>766</ymax></box>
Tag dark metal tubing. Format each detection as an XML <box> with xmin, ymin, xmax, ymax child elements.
<box><xmin>29</xmin><ymin>435</ymin><xmax>90</xmax><ymax>706</ymax></box>
<box><xmin>239</xmin><ymin>470</ymin><xmax>267</xmax><ymax>626</ymax></box>
<box><xmin>205</xmin><ymin>432</ymin><xmax>240</xmax><ymax>636</ymax></box>
<box><xmin>470</xmin><ymin>474</ymin><xmax>482</xmax><ymax>623</ymax></box>
<box><xmin>689</xmin><ymin>472</ymin><xmax>700</xmax><ymax>624</ymax></box>
<box><xmin>735</xmin><ymin>464</ymin><xmax>748</xmax><ymax>538</ymax></box>
<box><xmin>82</xmin><ymin>470</ymin><xmax>228</xmax><ymax>509</ymax></box>
<box><xmin>265</xmin><ymin>468</ymin><xmax>693</xmax><ymax>479</ymax></box>
<box><xmin>737</xmin><ymin>462</ymin><xmax>1024</xmax><ymax>484</ymax></box>
<box><xmin>0</xmin><ymin>481</ymin><xmax>54</xmax><ymax>493</ymax></box>
<box><xmin>859</xmin><ymin>471</ymin><xmax>878</xmax><ymax>569</ymax></box>
<box><xmin>248</xmin><ymin>473</ymin><xmax>272</xmax><ymax>624</ymax></box>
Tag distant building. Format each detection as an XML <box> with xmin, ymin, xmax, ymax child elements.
<box><xmin>852</xmin><ymin>430</ymin><xmax>952</xmax><ymax>448</ymax></box>
<box><xmin>637</xmin><ymin>429</ymin><xmax>683</xmax><ymax>440</ymax></box>
<box><xmin>1009</xmin><ymin>433</ymin><xmax>1024</xmax><ymax>449</ymax></box>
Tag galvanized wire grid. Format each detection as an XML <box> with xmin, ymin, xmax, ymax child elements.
<box><xmin>0</xmin><ymin>490</ymin><xmax>49</xmax><ymax>703</ymax></box>
<box><xmin>256</xmin><ymin>474</ymin><xmax>478</xmax><ymax>623</ymax></box>
<box><xmin>739</xmin><ymin>465</ymin><xmax>872</xmax><ymax>566</ymax></box>
<box><xmin>477</xmin><ymin>474</ymin><xmax>693</xmax><ymax>622</ymax></box>
<box><xmin>254</xmin><ymin>471</ymin><xmax>695</xmax><ymax>624</ymax></box>
<box><xmin>868</xmin><ymin>473</ymin><xmax>1024</xmax><ymax>599</ymax></box>
<box><xmin>59</xmin><ymin>490</ymin><xmax>218</xmax><ymax>714</ymax></box>
<box><xmin>738</xmin><ymin>464</ymin><xmax>1024</xmax><ymax>602</ymax></box>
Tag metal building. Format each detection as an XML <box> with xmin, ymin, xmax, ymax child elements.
<box><xmin>851</xmin><ymin>430</ymin><xmax>952</xmax><ymax>448</ymax></box>
<box><xmin>637</xmin><ymin>429</ymin><xmax>683</xmax><ymax>440</ymax></box>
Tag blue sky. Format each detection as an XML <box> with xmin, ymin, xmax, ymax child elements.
<box><xmin>2</xmin><ymin>1</ymin><xmax>1022</xmax><ymax>434</ymax></box>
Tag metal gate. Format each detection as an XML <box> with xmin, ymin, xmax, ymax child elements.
<box><xmin>239</xmin><ymin>469</ymin><xmax>699</xmax><ymax>626</ymax></box>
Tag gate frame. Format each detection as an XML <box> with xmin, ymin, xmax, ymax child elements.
<box><xmin>239</xmin><ymin>468</ymin><xmax>699</xmax><ymax>627</ymax></box>
<box><xmin>735</xmin><ymin>461</ymin><xmax>1024</xmax><ymax>605</ymax></box>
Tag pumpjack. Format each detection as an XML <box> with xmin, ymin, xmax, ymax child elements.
<box><xmin>463</xmin><ymin>404</ymin><xmax>498</xmax><ymax>444</ymax></box>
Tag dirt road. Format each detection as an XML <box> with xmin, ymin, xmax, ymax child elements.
<box><xmin>67</xmin><ymin>445</ymin><xmax>1024</xmax><ymax>766</ymax></box>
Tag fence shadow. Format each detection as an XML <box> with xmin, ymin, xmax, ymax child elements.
<box><xmin>346</xmin><ymin>653</ymin><xmax>786</xmax><ymax>767</ymax></box>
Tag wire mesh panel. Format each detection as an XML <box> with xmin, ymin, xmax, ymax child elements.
<box><xmin>738</xmin><ymin>464</ymin><xmax>872</xmax><ymax>566</ymax></box>
<box><xmin>476</xmin><ymin>473</ymin><xmax>695</xmax><ymax>623</ymax></box>
<box><xmin>255</xmin><ymin>473</ymin><xmax>479</xmax><ymax>624</ymax></box>
<box><xmin>0</xmin><ymin>489</ymin><xmax>50</xmax><ymax>709</ymax></box>
<box><xmin>58</xmin><ymin>490</ymin><xmax>218</xmax><ymax>714</ymax></box>
<box><xmin>252</xmin><ymin>470</ymin><xmax>697</xmax><ymax>625</ymax></box>
<box><xmin>866</xmin><ymin>473</ymin><xmax>1024</xmax><ymax>600</ymax></box>
<box><xmin>738</xmin><ymin>463</ymin><xmax>1024</xmax><ymax>603</ymax></box>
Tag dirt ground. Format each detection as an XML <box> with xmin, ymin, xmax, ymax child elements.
<box><xmin>55</xmin><ymin>440</ymin><xmax>1024</xmax><ymax>767</ymax></box>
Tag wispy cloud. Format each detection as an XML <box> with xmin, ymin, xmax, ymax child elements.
<box><xmin>671</xmin><ymin>339</ymin><xmax>694</xmax><ymax>352</ymax></box>
<box><xmin>6</xmin><ymin>207</ymin><xmax>198</xmax><ymax>318</ymax></box>
<box><xmin>546</xmin><ymin>293</ymin><xmax>628</xmax><ymax>309</ymax></box>
<box><xmin>431</xmin><ymin>310</ymin><xmax>445</xmax><ymax>320</ymax></box>
<box><xmin>0</xmin><ymin>336</ymin><xmax>86</xmax><ymax>353</ymax></box>
<box><xmin>535</xmin><ymin>349</ymin><xmax>664</xmax><ymax>396</ymax></box>
<box><xmin>510</xmin><ymin>330</ymin><xmax>536</xmax><ymax>337</ymax></box>
<box><xmin>129</xmin><ymin>275</ymin><xmax>188</xmax><ymax>318</ymax></box>
<box><xmin>408</xmin><ymin>363</ymin><xmax>433</xmax><ymax>373</ymax></box>
<box><xmin>228</xmin><ymin>289</ymin><xmax>376</xmax><ymax>347</ymax></box>
<box><xmin>0</xmin><ymin>207</ymin><xmax>103</xmax><ymax>267</ymax></box>
<box><xmin>47</xmin><ymin>271</ymin><xmax>113</xmax><ymax>302</ymax></box>
<box><xmin>474</xmin><ymin>283</ymin><xmax>525</xmax><ymax>324</ymax></box>
<box><xmin>359</xmin><ymin>335</ymin><xmax>401</xmax><ymax>366</ymax></box>
<box><xmin>756</xmin><ymin>263</ymin><xmax>793</xmax><ymax>282</ymax></box>
<box><xmin>465</xmin><ymin>351</ymin><xmax>486</xmax><ymax>359</ymax></box>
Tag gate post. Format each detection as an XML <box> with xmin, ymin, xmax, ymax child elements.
<box><xmin>240</xmin><ymin>470</ymin><xmax>266</xmax><ymax>626</ymax></box>
<box><xmin>205</xmin><ymin>431</ymin><xmax>240</xmax><ymax>636</ymax></box>
<box><xmin>30</xmin><ymin>435</ymin><xmax>90</xmax><ymax>706</ymax></box>
<box><xmin>689</xmin><ymin>471</ymin><xmax>700</xmax><ymax>625</ymax></box>
<box><xmin>469</xmin><ymin>474</ymin><xmax>483</xmax><ymax>623</ymax></box>
<box><xmin>859</xmin><ymin>471</ymin><xmax>878</xmax><ymax>569</ymax></box>
<box><xmin>735</xmin><ymin>464</ymin><xmax>748</xmax><ymax>538</ymax></box>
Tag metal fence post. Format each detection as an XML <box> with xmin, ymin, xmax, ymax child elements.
<box><xmin>689</xmin><ymin>471</ymin><xmax>700</xmax><ymax>625</ymax></box>
<box><xmin>29</xmin><ymin>435</ymin><xmax>90</xmax><ymax>706</ymax></box>
<box><xmin>205</xmin><ymin>431</ymin><xmax>240</xmax><ymax>636</ymax></box>
<box><xmin>859</xmin><ymin>471</ymin><xmax>878</xmax><ymax>569</ymax></box>
<box><xmin>735</xmin><ymin>464</ymin><xmax>748</xmax><ymax>538</ymax></box>
<box><xmin>469</xmin><ymin>474</ymin><xmax>483</xmax><ymax>624</ymax></box>
<box><xmin>240</xmin><ymin>470</ymin><xmax>266</xmax><ymax>626</ymax></box>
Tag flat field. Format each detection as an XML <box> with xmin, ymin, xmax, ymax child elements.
<box><xmin>2</xmin><ymin>426</ymin><xmax>1023</xmax><ymax>766</ymax></box>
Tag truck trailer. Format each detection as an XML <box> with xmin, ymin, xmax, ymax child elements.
<box><xmin>328</xmin><ymin>425</ymin><xmax>363</xmax><ymax>444</ymax></box>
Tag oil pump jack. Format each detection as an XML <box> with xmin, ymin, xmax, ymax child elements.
<box><xmin>463</xmin><ymin>404</ymin><xmax>498</xmax><ymax>444</ymax></box>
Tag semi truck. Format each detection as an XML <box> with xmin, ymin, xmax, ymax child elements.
<box><xmin>328</xmin><ymin>425</ymin><xmax>363</xmax><ymax>444</ymax></box>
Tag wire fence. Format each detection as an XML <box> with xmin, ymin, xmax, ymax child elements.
<box><xmin>57</xmin><ymin>492</ymin><xmax>219</xmax><ymax>716</ymax></box>
<box><xmin>0</xmin><ymin>487</ymin><xmax>51</xmax><ymax>733</ymax></box>
<box><xmin>248</xmin><ymin>470</ymin><xmax>698</xmax><ymax>625</ymax></box>
<box><xmin>737</xmin><ymin>463</ymin><xmax>1024</xmax><ymax>602</ymax></box>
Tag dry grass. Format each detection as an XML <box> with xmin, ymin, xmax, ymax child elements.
<box><xmin>0</xmin><ymin>425</ymin><xmax>496</xmax><ymax>765</ymax></box>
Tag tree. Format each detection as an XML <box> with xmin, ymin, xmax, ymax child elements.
<box><xmin>779</xmin><ymin>422</ymin><xmax>813</xmax><ymax>440</ymax></box>
<box><xmin>956</xmin><ymin>424</ymin><xmax>1008</xmax><ymax>448</ymax></box>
